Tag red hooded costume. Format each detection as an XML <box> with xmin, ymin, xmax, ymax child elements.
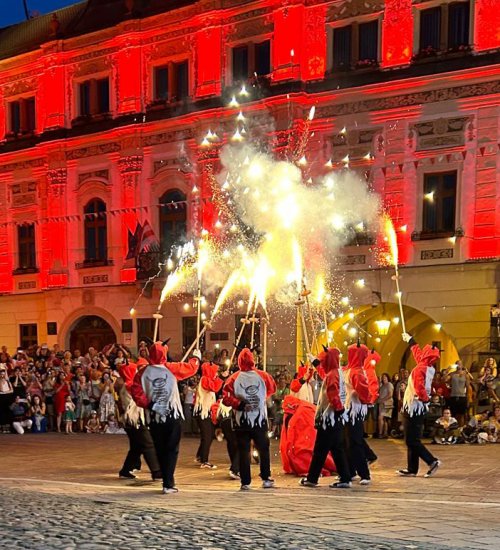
<box><xmin>343</xmin><ymin>344</ymin><xmax>371</xmax><ymax>422</ymax></box>
<box><xmin>403</xmin><ymin>344</ymin><xmax>440</xmax><ymax>417</ymax></box>
<box><xmin>363</xmin><ymin>350</ymin><xmax>381</xmax><ymax>405</ymax></box>
<box><xmin>222</xmin><ymin>349</ymin><xmax>276</xmax><ymax>428</ymax></box>
<box><xmin>130</xmin><ymin>342</ymin><xmax>199</xmax><ymax>421</ymax></box>
<box><xmin>193</xmin><ymin>362</ymin><xmax>223</xmax><ymax>419</ymax></box>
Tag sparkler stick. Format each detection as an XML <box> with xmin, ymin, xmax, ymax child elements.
<box><xmin>384</xmin><ymin>216</ymin><xmax>407</xmax><ymax>334</ymax></box>
<box><xmin>302</xmin><ymin>282</ymin><xmax>319</xmax><ymax>354</ymax></box>
<box><xmin>230</xmin><ymin>293</ymin><xmax>256</xmax><ymax>364</ymax></box>
<box><xmin>295</xmin><ymin>296</ymin><xmax>311</xmax><ymax>355</ymax></box>
<box><xmin>323</xmin><ymin>308</ymin><xmax>330</xmax><ymax>346</ymax></box>
<box><xmin>153</xmin><ymin>312</ymin><xmax>163</xmax><ymax>342</ymax></box>
<box><xmin>249</xmin><ymin>299</ymin><xmax>259</xmax><ymax>349</ymax></box>
<box><xmin>261</xmin><ymin>316</ymin><xmax>269</xmax><ymax>372</ymax></box>
<box><xmin>195</xmin><ymin>240</ymin><xmax>209</xmax><ymax>350</ymax></box>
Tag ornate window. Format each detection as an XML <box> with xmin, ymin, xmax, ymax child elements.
<box><xmin>79</xmin><ymin>78</ymin><xmax>110</xmax><ymax>116</ymax></box>
<box><xmin>231</xmin><ymin>40</ymin><xmax>271</xmax><ymax>83</ymax></box>
<box><xmin>7</xmin><ymin>97</ymin><xmax>35</xmax><ymax>137</ymax></box>
<box><xmin>422</xmin><ymin>171</ymin><xmax>457</xmax><ymax>238</ymax></box>
<box><xmin>331</xmin><ymin>20</ymin><xmax>379</xmax><ymax>70</ymax></box>
<box><xmin>84</xmin><ymin>198</ymin><xmax>108</xmax><ymax>263</ymax></box>
<box><xmin>159</xmin><ymin>190</ymin><xmax>187</xmax><ymax>256</ymax></box>
<box><xmin>19</xmin><ymin>323</ymin><xmax>37</xmax><ymax>349</ymax></box>
<box><xmin>17</xmin><ymin>223</ymin><xmax>37</xmax><ymax>271</ymax></box>
<box><xmin>153</xmin><ymin>61</ymin><xmax>189</xmax><ymax>102</ymax></box>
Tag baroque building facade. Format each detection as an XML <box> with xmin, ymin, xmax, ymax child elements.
<box><xmin>0</xmin><ymin>0</ymin><xmax>499</xmax><ymax>372</ymax></box>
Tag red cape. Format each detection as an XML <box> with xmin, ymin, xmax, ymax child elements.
<box><xmin>279</xmin><ymin>395</ymin><xmax>336</xmax><ymax>477</ymax></box>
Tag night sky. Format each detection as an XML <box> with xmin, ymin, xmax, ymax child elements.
<box><xmin>0</xmin><ymin>0</ymin><xmax>79</xmax><ymax>28</ymax></box>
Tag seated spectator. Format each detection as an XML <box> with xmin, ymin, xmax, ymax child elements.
<box><xmin>432</xmin><ymin>407</ymin><xmax>459</xmax><ymax>444</ymax></box>
<box><xmin>461</xmin><ymin>411</ymin><xmax>489</xmax><ymax>443</ymax></box>
<box><xmin>103</xmin><ymin>413</ymin><xmax>126</xmax><ymax>434</ymax></box>
<box><xmin>10</xmin><ymin>395</ymin><xmax>32</xmax><ymax>434</ymax></box>
<box><xmin>86</xmin><ymin>410</ymin><xmax>101</xmax><ymax>433</ymax></box>
<box><xmin>476</xmin><ymin>366</ymin><xmax>499</xmax><ymax>413</ymax></box>
<box><xmin>30</xmin><ymin>395</ymin><xmax>47</xmax><ymax>433</ymax></box>
<box><xmin>477</xmin><ymin>408</ymin><xmax>500</xmax><ymax>444</ymax></box>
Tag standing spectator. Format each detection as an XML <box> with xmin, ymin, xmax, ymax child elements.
<box><xmin>377</xmin><ymin>373</ymin><xmax>394</xmax><ymax>438</ymax></box>
<box><xmin>10</xmin><ymin>367</ymin><xmax>27</xmax><ymax>399</ymax></box>
<box><xmin>42</xmin><ymin>370</ymin><xmax>56</xmax><ymax>431</ymax></box>
<box><xmin>99</xmin><ymin>372</ymin><xmax>116</xmax><ymax>427</ymax></box>
<box><xmin>447</xmin><ymin>361</ymin><xmax>470</xmax><ymax>427</ymax></box>
<box><xmin>10</xmin><ymin>396</ymin><xmax>32</xmax><ymax>434</ymax></box>
<box><xmin>26</xmin><ymin>372</ymin><xmax>43</xmax><ymax>401</ymax></box>
<box><xmin>30</xmin><ymin>395</ymin><xmax>47</xmax><ymax>433</ymax></box>
<box><xmin>182</xmin><ymin>379</ymin><xmax>196</xmax><ymax>435</ymax></box>
<box><xmin>53</xmin><ymin>372</ymin><xmax>70</xmax><ymax>432</ymax></box>
<box><xmin>63</xmin><ymin>396</ymin><xmax>76</xmax><ymax>434</ymax></box>
<box><xmin>0</xmin><ymin>365</ymin><xmax>14</xmax><ymax>433</ymax></box>
<box><xmin>75</xmin><ymin>375</ymin><xmax>92</xmax><ymax>432</ymax></box>
<box><xmin>271</xmin><ymin>376</ymin><xmax>289</xmax><ymax>437</ymax></box>
<box><xmin>476</xmin><ymin>365</ymin><xmax>499</xmax><ymax>413</ymax></box>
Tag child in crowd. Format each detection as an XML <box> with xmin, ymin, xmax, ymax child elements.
<box><xmin>85</xmin><ymin>410</ymin><xmax>101</xmax><ymax>433</ymax></box>
<box><xmin>104</xmin><ymin>413</ymin><xmax>126</xmax><ymax>434</ymax></box>
<box><xmin>433</xmin><ymin>407</ymin><xmax>459</xmax><ymax>444</ymax></box>
<box><xmin>63</xmin><ymin>395</ymin><xmax>76</xmax><ymax>434</ymax></box>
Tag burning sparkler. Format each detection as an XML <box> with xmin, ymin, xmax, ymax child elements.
<box><xmin>384</xmin><ymin>215</ymin><xmax>407</xmax><ymax>334</ymax></box>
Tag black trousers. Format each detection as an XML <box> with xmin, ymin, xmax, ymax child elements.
<box><xmin>121</xmin><ymin>425</ymin><xmax>161</xmax><ymax>477</ymax></box>
<box><xmin>235</xmin><ymin>426</ymin><xmax>271</xmax><ymax>486</ymax></box>
<box><xmin>149</xmin><ymin>417</ymin><xmax>182</xmax><ymax>489</ymax></box>
<box><xmin>307</xmin><ymin>422</ymin><xmax>351</xmax><ymax>484</ymax></box>
<box><xmin>221</xmin><ymin>417</ymin><xmax>239</xmax><ymax>474</ymax></box>
<box><xmin>196</xmin><ymin>416</ymin><xmax>215</xmax><ymax>463</ymax></box>
<box><xmin>346</xmin><ymin>418</ymin><xmax>370</xmax><ymax>480</ymax></box>
<box><xmin>404</xmin><ymin>415</ymin><xmax>436</xmax><ymax>474</ymax></box>
<box><xmin>363</xmin><ymin>439</ymin><xmax>377</xmax><ymax>463</ymax></box>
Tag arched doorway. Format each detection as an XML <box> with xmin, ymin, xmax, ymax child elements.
<box><xmin>69</xmin><ymin>315</ymin><xmax>116</xmax><ymax>352</ymax></box>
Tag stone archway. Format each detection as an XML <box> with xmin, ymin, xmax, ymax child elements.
<box><xmin>69</xmin><ymin>315</ymin><xmax>117</xmax><ymax>353</ymax></box>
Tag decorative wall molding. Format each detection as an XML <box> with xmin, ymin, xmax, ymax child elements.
<box><xmin>10</xmin><ymin>181</ymin><xmax>37</xmax><ymax>207</ymax></box>
<box><xmin>421</xmin><ymin>249</ymin><xmax>454</xmax><ymax>260</ymax></box>
<box><xmin>78</xmin><ymin>169</ymin><xmax>109</xmax><ymax>185</ymax></box>
<box><xmin>83</xmin><ymin>274</ymin><xmax>109</xmax><ymax>285</ymax></box>
<box><xmin>334</xmin><ymin>254</ymin><xmax>367</xmax><ymax>266</ymax></box>
<box><xmin>412</xmin><ymin>117</ymin><xmax>471</xmax><ymax>151</ymax></box>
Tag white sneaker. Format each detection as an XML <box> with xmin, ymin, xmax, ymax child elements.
<box><xmin>262</xmin><ymin>479</ymin><xmax>275</xmax><ymax>489</ymax></box>
<box><xmin>240</xmin><ymin>484</ymin><xmax>251</xmax><ymax>491</ymax></box>
<box><xmin>229</xmin><ymin>471</ymin><xmax>240</xmax><ymax>480</ymax></box>
<box><xmin>200</xmin><ymin>462</ymin><xmax>217</xmax><ymax>470</ymax></box>
<box><xmin>424</xmin><ymin>460</ymin><xmax>441</xmax><ymax>478</ymax></box>
<box><xmin>359</xmin><ymin>479</ymin><xmax>371</xmax><ymax>485</ymax></box>
<box><xmin>162</xmin><ymin>487</ymin><xmax>179</xmax><ymax>494</ymax></box>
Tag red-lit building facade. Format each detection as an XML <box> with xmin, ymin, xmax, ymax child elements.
<box><xmin>0</xmin><ymin>0</ymin><xmax>499</xmax><ymax>371</ymax></box>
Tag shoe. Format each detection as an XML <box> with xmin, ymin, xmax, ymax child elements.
<box><xmin>229</xmin><ymin>471</ymin><xmax>240</xmax><ymax>480</ymax></box>
<box><xmin>262</xmin><ymin>479</ymin><xmax>275</xmax><ymax>489</ymax></box>
<box><xmin>194</xmin><ymin>457</ymin><xmax>201</xmax><ymax>463</ymax></box>
<box><xmin>397</xmin><ymin>469</ymin><xmax>416</xmax><ymax>477</ymax></box>
<box><xmin>424</xmin><ymin>460</ymin><xmax>441</xmax><ymax>478</ymax></box>
<box><xmin>162</xmin><ymin>487</ymin><xmax>179</xmax><ymax>494</ymax></box>
<box><xmin>367</xmin><ymin>457</ymin><xmax>377</xmax><ymax>465</ymax></box>
<box><xmin>351</xmin><ymin>475</ymin><xmax>360</xmax><ymax>481</ymax></box>
<box><xmin>152</xmin><ymin>472</ymin><xmax>163</xmax><ymax>481</ymax></box>
<box><xmin>240</xmin><ymin>484</ymin><xmax>251</xmax><ymax>491</ymax></box>
<box><xmin>329</xmin><ymin>481</ymin><xmax>352</xmax><ymax>489</ymax></box>
<box><xmin>200</xmin><ymin>462</ymin><xmax>217</xmax><ymax>470</ymax></box>
<box><xmin>299</xmin><ymin>478</ymin><xmax>318</xmax><ymax>488</ymax></box>
<box><xmin>118</xmin><ymin>471</ymin><xmax>136</xmax><ymax>479</ymax></box>
<box><xmin>359</xmin><ymin>479</ymin><xmax>371</xmax><ymax>485</ymax></box>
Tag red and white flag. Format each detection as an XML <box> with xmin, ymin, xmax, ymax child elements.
<box><xmin>138</xmin><ymin>220</ymin><xmax>160</xmax><ymax>252</ymax></box>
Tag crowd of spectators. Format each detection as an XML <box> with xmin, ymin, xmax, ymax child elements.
<box><xmin>0</xmin><ymin>342</ymin><xmax>498</xmax><ymax>446</ymax></box>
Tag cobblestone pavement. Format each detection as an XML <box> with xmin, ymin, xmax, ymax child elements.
<box><xmin>0</xmin><ymin>434</ymin><xmax>498</xmax><ymax>549</ymax></box>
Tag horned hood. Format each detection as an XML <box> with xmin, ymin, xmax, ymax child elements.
<box><xmin>318</xmin><ymin>347</ymin><xmax>340</xmax><ymax>373</ymax></box>
<box><xmin>238</xmin><ymin>348</ymin><xmax>255</xmax><ymax>371</ymax></box>
<box><xmin>418</xmin><ymin>344</ymin><xmax>440</xmax><ymax>367</ymax></box>
<box><xmin>363</xmin><ymin>350</ymin><xmax>381</xmax><ymax>371</ymax></box>
<box><xmin>148</xmin><ymin>342</ymin><xmax>167</xmax><ymax>366</ymax></box>
<box><xmin>201</xmin><ymin>361</ymin><xmax>219</xmax><ymax>378</ymax></box>
<box><xmin>119</xmin><ymin>362</ymin><xmax>137</xmax><ymax>390</ymax></box>
<box><xmin>347</xmin><ymin>343</ymin><xmax>369</xmax><ymax>369</ymax></box>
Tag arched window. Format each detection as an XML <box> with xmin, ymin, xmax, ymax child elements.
<box><xmin>84</xmin><ymin>198</ymin><xmax>107</xmax><ymax>262</ymax></box>
<box><xmin>159</xmin><ymin>190</ymin><xmax>187</xmax><ymax>255</ymax></box>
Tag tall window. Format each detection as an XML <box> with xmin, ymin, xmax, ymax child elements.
<box><xmin>359</xmin><ymin>20</ymin><xmax>379</xmax><ymax>62</ymax></box>
<box><xmin>332</xmin><ymin>22</ymin><xmax>378</xmax><ymax>70</ymax></box>
<box><xmin>419</xmin><ymin>2</ymin><xmax>470</xmax><ymax>53</ymax></box>
<box><xmin>8</xmin><ymin>97</ymin><xmax>36</xmax><ymax>135</ymax></box>
<box><xmin>448</xmin><ymin>2</ymin><xmax>470</xmax><ymax>49</ymax></box>
<box><xmin>84</xmin><ymin>199</ymin><xmax>107</xmax><ymax>262</ymax></box>
<box><xmin>17</xmin><ymin>224</ymin><xmax>36</xmax><ymax>270</ymax></box>
<box><xmin>20</xmin><ymin>323</ymin><xmax>37</xmax><ymax>349</ymax></box>
<box><xmin>422</xmin><ymin>171</ymin><xmax>457</xmax><ymax>237</ymax></box>
<box><xmin>333</xmin><ymin>26</ymin><xmax>352</xmax><ymax>69</ymax></box>
<box><xmin>182</xmin><ymin>317</ymin><xmax>198</xmax><ymax>352</ymax></box>
<box><xmin>153</xmin><ymin>61</ymin><xmax>189</xmax><ymax>102</ymax></box>
<box><xmin>137</xmin><ymin>318</ymin><xmax>155</xmax><ymax>348</ymax></box>
<box><xmin>231</xmin><ymin>40</ymin><xmax>271</xmax><ymax>82</ymax></box>
<box><xmin>420</xmin><ymin>7</ymin><xmax>441</xmax><ymax>51</ymax></box>
<box><xmin>159</xmin><ymin>190</ymin><xmax>187</xmax><ymax>255</ymax></box>
<box><xmin>79</xmin><ymin>78</ymin><xmax>110</xmax><ymax>116</ymax></box>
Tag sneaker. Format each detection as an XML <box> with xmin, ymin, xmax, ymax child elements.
<box><xmin>118</xmin><ymin>471</ymin><xmax>136</xmax><ymax>479</ymax></box>
<box><xmin>240</xmin><ymin>484</ymin><xmax>251</xmax><ymax>491</ymax></box>
<box><xmin>351</xmin><ymin>475</ymin><xmax>360</xmax><ymax>481</ymax></box>
<box><xmin>359</xmin><ymin>479</ymin><xmax>371</xmax><ymax>485</ymax></box>
<box><xmin>229</xmin><ymin>471</ymin><xmax>240</xmax><ymax>480</ymax></box>
<box><xmin>194</xmin><ymin>457</ymin><xmax>201</xmax><ymax>463</ymax></box>
<box><xmin>397</xmin><ymin>469</ymin><xmax>416</xmax><ymax>477</ymax></box>
<box><xmin>367</xmin><ymin>457</ymin><xmax>377</xmax><ymax>465</ymax></box>
<box><xmin>262</xmin><ymin>479</ymin><xmax>275</xmax><ymax>489</ymax></box>
<box><xmin>329</xmin><ymin>481</ymin><xmax>352</xmax><ymax>489</ymax></box>
<box><xmin>424</xmin><ymin>460</ymin><xmax>441</xmax><ymax>478</ymax></box>
<box><xmin>162</xmin><ymin>487</ymin><xmax>179</xmax><ymax>494</ymax></box>
<box><xmin>200</xmin><ymin>462</ymin><xmax>217</xmax><ymax>470</ymax></box>
<box><xmin>299</xmin><ymin>478</ymin><xmax>318</xmax><ymax>488</ymax></box>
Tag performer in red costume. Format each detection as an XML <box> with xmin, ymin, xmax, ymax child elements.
<box><xmin>343</xmin><ymin>342</ymin><xmax>372</xmax><ymax>485</ymax></box>
<box><xmin>131</xmin><ymin>342</ymin><xmax>201</xmax><ymax>494</ymax></box>
<box><xmin>398</xmin><ymin>333</ymin><xmax>441</xmax><ymax>478</ymax></box>
<box><xmin>281</xmin><ymin>394</ymin><xmax>336</xmax><ymax>477</ymax></box>
<box><xmin>223</xmin><ymin>348</ymin><xmax>276</xmax><ymax>490</ymax></box>
<box><xmin>362</xmin><ymin>349</ymin><xmax>381</xmax><ymax>465</ymax></box>
<box><xmin>211</xmin><ymin>399</ymin><xmax>240</xmax><ymax>479</ymax></box>
<box><xmin>194</xmin><ymin>362</ymin><xmax>223</xmax><ymax>469</ymax></box>
<box><xmin>300</xmin><ymin>346</ymin><xmax>352</xmax><ymax>489</ymax></box>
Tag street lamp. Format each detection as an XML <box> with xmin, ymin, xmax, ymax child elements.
<box><xmin>375</xmin><ymin>319</ymin><xmax>391</xmax><ymax>336</ymax></box>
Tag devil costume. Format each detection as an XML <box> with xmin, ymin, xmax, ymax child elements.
<box><xmin>130</xmin><ymin>342</ymin><xmax>200</xmax><ymax>492</ymax></box>
<box><xmin>222</xmin><ymin>348</ymin><xmax>276</xmax><ymax>489</ymax></box>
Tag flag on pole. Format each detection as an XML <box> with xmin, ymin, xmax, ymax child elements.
<box><xmin>126</xmin><ymin>221</ymin><xmax>143</xmax><ymax>259</ymax></box>
<box><xmin>138</xmin><ymin>219</ymin><xmax>160</xmax><ymax>253</ymax></box>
